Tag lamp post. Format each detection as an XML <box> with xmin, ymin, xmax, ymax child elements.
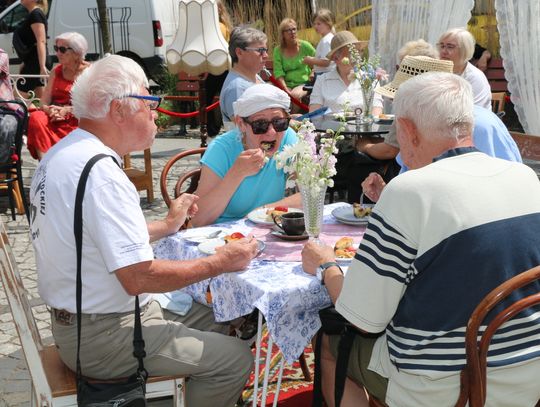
<box><xmin>166</xmin><ymin>0</ymin><xmax>230</xmax><ymax>147</ymax></box>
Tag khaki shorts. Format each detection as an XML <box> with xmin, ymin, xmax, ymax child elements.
<box><xmin>328</xmin><ymin>332</ymin><xmax>388</xmax><ymax>402</ymax></box>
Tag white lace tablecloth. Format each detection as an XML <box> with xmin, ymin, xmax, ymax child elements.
<box><xmin>153</xmin><ymin>202</ymin><xmax>360</xmax><ymax>363</ymax></box>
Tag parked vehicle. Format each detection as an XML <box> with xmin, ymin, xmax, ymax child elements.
<box><xmin>0</xmin><ymin>0</ymin><xmax>179</xmax><ymax>81</ymax></box>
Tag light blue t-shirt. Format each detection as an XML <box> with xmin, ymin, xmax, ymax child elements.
<box><xmin>200</xmin><ymin>127</ymin><xmax>298</xmax><ymax>223</ymax></box>
<box><xmin>396</xmin><ymin>105</ymin><xmax>522</xmax><ymax>172</ymax></box>
<box><xmin>220</xmin><ymin>70</ymin><xmax>262</xmax><ymax>125</ymax></box>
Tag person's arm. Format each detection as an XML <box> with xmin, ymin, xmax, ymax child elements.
<box><xmin>147</xmin><ymin>193</ymin><xmax>198</xmax><ymax>242</ymax></box>
<box><xmin>476</xmin><ymin>50</ymin><xmax>491</xmax><ymax>72</ymax></box>
<box><xmin>115</xmin><ymin>237</ymin><xmax>259</xmax><ymax>295</ymax></box>
<box><xmin>356</xmin><ymin>139</ymin><xmax>399</xmax><ymax>160</ymax></box>
<box><xmin>39</xmin><ymin>68</ymin><xmax>54</xmax><ymax>107</ymax></box>
<box><xmin>30</xmin><ymin>21</ymin><xmax>48</xmax><ymax>76</ymax></box>
<box><xmin>273</xmin><ymin>47</ymin><xmax>289</xmax><ymax>91</ymax></box>
<box><xmin>263</xmin><ymin>192</ymin><xmax>302</xmax><ymax>210</ymax></box>
<box><xmin>361</xmin><ymin>172</ymin><xmax>386</xmax><ymax>202</ymax></box>
<box><xmin>303</xmin><ymin>56</ymin><xmax>331</xmax><ymax>69</ymax></box>
<box><xmin>192</xmin><ymin>148</ymin><xmax>266</xmax><ymax>226</ymax></box>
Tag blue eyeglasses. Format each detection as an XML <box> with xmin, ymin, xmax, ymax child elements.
<box><xmin>126</xmin><ymin>95</ymin><xmax>162</xmax><ymax>110</ymax></box>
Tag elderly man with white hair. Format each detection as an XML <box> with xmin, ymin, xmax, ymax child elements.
<box><xmin>301</xmin><ymin>72</ymin><xmax>540</xmax><ymax>407</ymax></box>
<box><xmin>193</xmin><ymin>83</ymin><xmax>301</xmax><ymax>226</ymax></box>
<box><xmin>29</xmin><ymin>55</ymin><xmax>258</xmax><ymax>407</ymax></box>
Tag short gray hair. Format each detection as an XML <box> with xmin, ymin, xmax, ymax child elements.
<box><xmin>438</xmin><ymin>27</ymin><xmax>475</xmax><ymax>63</ymax></box>
<box><xmin>71</xmin><ymin>55</ymin><xmax>149</xmax><ymax>120</ymax></box>
<box><xmin>397</xmin><ymin>39</ymin><xmax>438</xmax><ymax>64</ymax></box>
<box><xmin>394</xmin><ymin>72</ymin><xmax>474</xmax><ymax>141</ymax></box>
<box><xmin>55</xmin><ymin>32</ymin><xmax>88</xmax><ymax>59</ymax></box>
<box><xmin>229</xmin><ymin>26</ymin><xmax>267</xmax><ymax>64</ymax></box>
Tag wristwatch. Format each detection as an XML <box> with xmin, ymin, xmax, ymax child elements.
<box><xmin>316</xmin><ymin>261</ymin><xmax>343</xmax><ymax>285</ymax></box>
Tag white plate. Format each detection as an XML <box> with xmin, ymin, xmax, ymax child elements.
<box><xmin>181</xmin><ymin>228</ymin><xmax>226</xmax><ymax>243</ymax></box>
<box><xmin>198</xmin><ymin>238</ymin><xmax>266</xmax><ymax>255</ymax></box>
<box><xmin>331</xmin><ymin>205</ymin><xmax>372</xmax><ymax>226</ymax></box>
<box><xmin>336</xmin><ymin>255</ymin><xmax>354</xmax><ymax>263</ymax></box>
<box><xmin>374</xmin><ymin>114</ymin><xmax>395</xmax><ymax>124</ymax></box>
<box><xmin>247</xmin><ymin>207</ymin><xmax>302</xmax><ymax>225</ymax></box>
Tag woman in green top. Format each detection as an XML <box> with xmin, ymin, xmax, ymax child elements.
<box><xmin>273</xmin><ymin>18</ymin><xmax>315</xmax><ymax>111</ymax></box>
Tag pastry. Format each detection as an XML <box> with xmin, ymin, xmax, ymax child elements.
<box><xmin>223</xmin><ymin>232</ymin><xmax>245</xmax><ymax>243</ymax></box>
<box><xmin>353</xmin><ymin>203</ymin><xmax>372</xmax><ymax>218</ymax></box>
<box><xmin>265</xmin><ymin>206</ymin><xmax>288</xmax><ymax>221</ymax></box>
<box><xmin>334</xmin><ymin>237</ymin><xmax>356</xmax><ymax>258</ymax></box>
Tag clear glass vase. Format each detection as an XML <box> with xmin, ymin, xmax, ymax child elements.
<box><xmin>360</xmin><ymin>86</ymin><xmax>375</xmax><ymax>125</ymax></box>
<box><xmin>298</xmin><ymin>183</ymin><xmax>327</xmax><ymax>241</ymax></box>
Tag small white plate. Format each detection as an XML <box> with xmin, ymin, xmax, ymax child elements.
<box><xmin>336</xmin><ymin>255</ymin><xmax>354</xmax><ymax>263</ymax></box>
<box><xmin>181</xmin><ymin>228</ymin><xmax>226</xmax><ymax>244</ymax></box>
<box><xmin>247</xmin><ymin>207</ymin><xmax>302</xmax><ymax>225</ymax></box>
<box><xmin>331</xmin><ymin>205</ymin><xmax>372</xmax><ymax>226</ymax></box>
<box><xmin>198</xmin><ymin>238</ymin><xmax>266</xmax><ymax>255</ymax></box>
<box><xmin>374</xmin><ymin>114</ymin><xmax>395</xmax><ymax>124</ymax></box>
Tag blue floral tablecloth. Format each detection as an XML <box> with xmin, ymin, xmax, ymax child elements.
<box><xmin>153</xmin><ymin>203</ymin><xmax>354</xmax><ymax>363</ymax></box>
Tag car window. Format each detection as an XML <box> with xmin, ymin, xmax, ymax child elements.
<box><xmin>0</xmin><ymin>5</ymin><xmax>28</xmax><ymax>34</ymax></box>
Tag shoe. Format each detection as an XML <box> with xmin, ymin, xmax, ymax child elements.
<box><xmin>237</xmin><ymin>309</ymin><xmax>263</xmax><ymax>340</ymax></box>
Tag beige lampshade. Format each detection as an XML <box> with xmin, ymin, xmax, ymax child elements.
<box><xmin>167</xmin><ymin>0</ymin><xmax>231</xmax><ymax>76</ymax></box>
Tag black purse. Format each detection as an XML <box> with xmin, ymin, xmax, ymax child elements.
<box><xmin>74</xmin><ymin>154</ymin><xmax>148</xmax><ymax>407</ymax></box>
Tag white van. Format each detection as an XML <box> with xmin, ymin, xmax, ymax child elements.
<box><xmin>0</xmin><ymin>0</ymin><xmax>179</xmax><ymax>81</ymax></box>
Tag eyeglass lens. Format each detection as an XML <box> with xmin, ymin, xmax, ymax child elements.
<box><xmin>284</xmin><ymin>28</ymin><xmax>297</xmax><ymax>33</ymax></box>
<box><xmin>245</xmin><ymin>47</ymin><xmax>268</xmax><ymax>55</ymax></box>
<box><xmin>54</xmin><ymin>45</ymin><xmax>71</xmax><ymax>53</ymax></box>
<box><xmin>437</xmin><ymin>43</ymin><xmax>456</xmax><ymax>50</ymax></box>
<box><xmin>247</xmin><ymin>118</ymin><xmax>290</xmax><ymax>134</ymax></box>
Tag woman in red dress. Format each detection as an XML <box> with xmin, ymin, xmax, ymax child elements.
<box><xmin>27</xmin><ymin>31</ymin><xmax>90</xmax><ymax>160</ymax></box>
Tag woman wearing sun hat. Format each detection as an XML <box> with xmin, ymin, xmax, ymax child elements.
<box><xmin>309</xmin><ymin>30</ymin><xmax>384</xmax><ymax>117</ymax></box>
<box><xmin>192</xmin><ymin>83</ymin><xmax>301</xmax><ymax>226</ymax></box>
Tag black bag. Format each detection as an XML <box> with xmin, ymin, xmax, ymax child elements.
<box><xmin>12</xmin><ymin>28</ymin><xmax>33</xmax><ymax>60</ymax></box>
<box><xmin>74</xmin><ymin>155</ymin><xmax>148</xmax><ymax>407</ymax></box>
<box><xmin>77</xmin><ymin>372</ymin><xmax>147</xmax><ymax>407</ymax></box>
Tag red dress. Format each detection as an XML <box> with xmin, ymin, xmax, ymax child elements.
<box><xmin>26</xmin><ymin>64</ymin><xmax>79</xmax><ymax>159</ymax></box>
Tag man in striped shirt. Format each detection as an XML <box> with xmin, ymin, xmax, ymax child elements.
<box><xmin>302</xmin><ymin>72</ymin><xmax>540</xmax><ymax>407</ymax></box>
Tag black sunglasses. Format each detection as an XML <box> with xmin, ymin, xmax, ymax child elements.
<box><xmin>244</xmin><ymin>117</ymin><xmax>290</xmax><ymax>134</ymax></box>
<box><xmin>54</xmin><ymin>45</ymin><xmax>73</xmax><ymax>53</ymax></box>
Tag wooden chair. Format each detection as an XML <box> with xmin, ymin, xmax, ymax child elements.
<box><xmin>490</xmin><ymin>92</ymin><xmax>506</xmax><ymax>117</ymax></box>
<box><xmin>509</xmin><ymin>131</ymin><xmax>540</xmax><ymax>161</ymax></box>
<box><xmin>160</xmin><ymin>147</ymin><xmax>206</xmax><ymax>208</ymax></box>
<box><xmin>123</xmin><ymin>148</ymin><xmax>154</xmax><ymax>203</ymax></box>
<box><xmin>0</xmin><ymin>219</ymin><xmax>187</xmax><ymax>406</ymax></box>
<box><xmin>455</xmin><ymin>265</ymin><xmax>540</xmax><ymax>407</ymax></box>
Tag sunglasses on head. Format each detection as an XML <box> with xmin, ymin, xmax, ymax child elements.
<box><xmin>54</xmin><ymin>45</ymin><xmax>73</xmax><ymax>53</ymax></box>
<box><xmin>244</xmin><ymin>117</ymin><xmax>290</xmax><ymax>134</ymax></box>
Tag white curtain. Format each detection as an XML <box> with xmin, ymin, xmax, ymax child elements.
<box><xmin>370</xmin><ymin>0</ymin><xmax>475</xmax><ymax>79</ymax></box>
<box><xmin>495</xmin><ymin>0</ymin><xmax>540</xmax><ymax>135</ymax></box>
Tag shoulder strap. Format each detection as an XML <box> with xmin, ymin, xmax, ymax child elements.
<box><xmin>74</xmin><ymin>154</ymin><xmax>147</xmax><ymax>381</ymax></box>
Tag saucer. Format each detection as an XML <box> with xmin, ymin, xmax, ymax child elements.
<box><xmin>271</xmin><ymin>227</ymin><xmax>309</xmax><ymax>241</ymax></box>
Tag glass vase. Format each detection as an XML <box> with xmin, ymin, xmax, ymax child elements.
<box><xmin>298</xmin><ymin>183</ymin><xmax>327</xmax><ymax>242</ymax></box>
<box><xmin>360</xmin><ymin>86</ymin><xmax>375</xmax><ymax>125</ymax></box>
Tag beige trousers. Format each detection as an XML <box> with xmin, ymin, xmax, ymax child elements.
<box><xmin>51</xmin><ymin>300</ymin><xmax>253</xmax><ymax>407</ymax></box>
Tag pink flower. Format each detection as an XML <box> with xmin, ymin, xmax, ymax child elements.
<box><xmin>376</xmin><ymin>67</ymin><xmax>388</xmax><ymax>81</ymax></box>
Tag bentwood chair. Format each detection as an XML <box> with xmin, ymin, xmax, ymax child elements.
<box><xmin>490</xmin><ymin>92</ymin><xmax>506</xmax><ymax>117</ymax></box>
<box><xmin>0</xmin><ymin>100</ymin><xmax>29</xmax><ymax>222</ymax></box>
<box><xmin>455</xmin><ymin>265</ymin><xmax>540</xmax><ymax>407</ymax></box>
<box><xmin>160</xmin><ymin>147</ymin><xmax>206</xmax><ymax>208</ymax></box>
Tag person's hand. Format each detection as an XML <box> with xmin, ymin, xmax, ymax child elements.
<box><xmin>301</xmin><ymin>241</ymin><xmax>335</xmax><ymax>275</ymax></box>
<box><xmin>166</xmin><ymin>193</ymin><xmax>199</xmax><ymax>232</ymax></box>
<box><xmin>39</xmin><ymin>66</ymin><xmax>49</xmax><ymax>76</ymax></box>
<box><xmin>215</xmin><ymin>236</ymin><xmax>259</xmax><ymax>272</ymax></box>
<box><xmin>303</xmin><ymin>56</ymin><xmax>315</xmax><ymax>67</ymax></box>
<box><xmin>230</xmin><ymin>148</ymin><xmax>266</xmax><ymax>178</ymax></box>
<box><xmin>362</xmin><ymin>172</ymin><xmax>386</xmax><ymax>203</ymax></box>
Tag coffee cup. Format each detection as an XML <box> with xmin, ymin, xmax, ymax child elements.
<box><xmin>273</xmin><ymin>212</ymin><xmax>305</xmax><ymax>236</ymax></box>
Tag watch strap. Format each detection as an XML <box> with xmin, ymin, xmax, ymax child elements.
<box><xmin>318</xmin><ymin>261</ymin><xmax>343</xmax><ymax>285</ymax></box>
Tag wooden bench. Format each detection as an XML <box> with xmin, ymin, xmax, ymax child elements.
<box><xmin>485</xmin><ymin>58</ymin><xmax>508</xmax><ymax>93</ymax></box>
<box><xmin>509</xmin><ymin>131</ymin><xmax>540</xmax><ymax>161</ymax></box>
<box><xmin>0</xmin><ymin>219</ymin><xmax>186</xmax><ymax>406</ymax></box>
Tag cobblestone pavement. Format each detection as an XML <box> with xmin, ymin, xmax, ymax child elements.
<box><xmin>1</xmin><ymin>127</ymin><xmax>539</xmax><ymax>406</ymax></box>
<box><xmin>0</xmin><ymin>126</ymin><xmax>202</xmax><ymax>406</ymax></box>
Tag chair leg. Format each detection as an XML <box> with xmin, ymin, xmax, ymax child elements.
<box><xmin>299</xmin><ymin>351</ymin><xmax>312</xmax><ymax>382</ymax></box>
<box><xmin>12</xmin><ymin>181</ymin><xmax>24</xmax><ymax>215</ymax></box>
<box><xmin>16</xmin><ymin>167</ymin><xmax>30</xmax><ymax>222</ymax></box>
<box><xmin>7</xmin><ymin>182</ymin><xmax>16</xmax><ymax>220</ymax></box>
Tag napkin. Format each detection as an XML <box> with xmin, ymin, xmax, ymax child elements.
<box><xmin>154</xmin><ymin>291</ymin><xmax>193</xmax><ymax>316</ymax></box>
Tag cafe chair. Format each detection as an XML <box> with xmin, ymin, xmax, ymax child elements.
<box><xmin>0</xmin><ymin>218</ymin><xmax>187</xmax><ymax>406</ymax></box>
<box><xmin>123</xmin><ymin>148</ymin><xmax>154</xmax><ymax>203</ymax></box>
<box><xmin>455</xmin><ymin>265</ymin><xmax>540</xmax><ymax>407</ymax></box>
<box><xmin>490</xmin><ymin>92</ymin><xmax>506</xmax><ymax>118</ymax></box>
<box><xmin>160</xmin><ymin>147</ymin><xmax>206</xmax><ymax>208</ymax></box>
<box><xmin>0</xmin><ymin>100</ymin><xmax>29</xmax><ymax>222</ymax></box>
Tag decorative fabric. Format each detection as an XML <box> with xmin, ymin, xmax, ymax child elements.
<box><xmin>495</xmin><ymin>0</ymin><xmax>540</xmax><ymax>134</ymax></box>
<box><xmin>153</xmin><ymin>203</ymin><xmax>353</xmax><ymax>363</ymax></box>
<box><xmin>233</xmin><ymin>83</ymin><xmax>290</xmax><ymax>118</ymax></box>
<box><xmin>370</xmin><ymin>0</ymin><xmax>474</xmax><ymax>84</ymax></box>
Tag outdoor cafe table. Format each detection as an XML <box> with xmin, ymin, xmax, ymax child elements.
<box><xmin>153</xmin><ymin>202</ymin><xmax>367</xmax><ymax>403</ymax></box>
<box><xmin>312</xmin><ymin>115</ymin><xmax>392</xmax><ymax>137</ymax></box>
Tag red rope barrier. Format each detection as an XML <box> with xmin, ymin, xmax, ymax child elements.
<box><xmin>157</xmin><ymin>100</ymin><xmax>220</xmax><ymax>118</ymax></box>
<box><xmin>266</xmin><ymin>75</ymin><xmax>309</xmax><ymax>112</ymax></box>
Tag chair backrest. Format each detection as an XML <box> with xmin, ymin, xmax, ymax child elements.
<box><xmin>0</xmin><ymin>100</ymin><xmax>28</xmax><ymax>166</ymax></box>
<box><xmin>0</xmin><ymin>218</ymin><xmax>55</xmax><ymax>403</ymax></box>
<box><xmin>160</xmin><ymin>147</ymin><xmax>206</xmax><ymax>208</ymax></box>
<box><xmin>456</xmin><ymin>265</ymin><xmax>540</xmax><ymax>407</ymax></box>
<box><xmin>509</xmin><ymin>131</ymin><xmax>540</xmax><ymax>161</ymax></box>
<box><xmin>490</xmin><ymin>92</ymin><xmax>506</xmax><ymax>116</ymax></box>
<box><xmin>123</xmin><ymin>148</ymin><xmax>154</xmax><ymax>203</ymax></box>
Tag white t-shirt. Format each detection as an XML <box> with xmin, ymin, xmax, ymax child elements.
<box><xmin>462</xmin><ymin>62</ymin><xmax>492</xmax><ymax>109</ymax></box>
<box><xmin>313</xmin><ymin>32</ymin><xmax>334</xmax><ymax>74</ymax></box>
<box><xmin>310</xmin><ymin>68</ymin><xmax>384</xmax><ymax>114</ymax></box>
<box><xmin>30</xmin><ymin>129</ymin><xmax>154</xmax><ymax>314</ymax></box>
